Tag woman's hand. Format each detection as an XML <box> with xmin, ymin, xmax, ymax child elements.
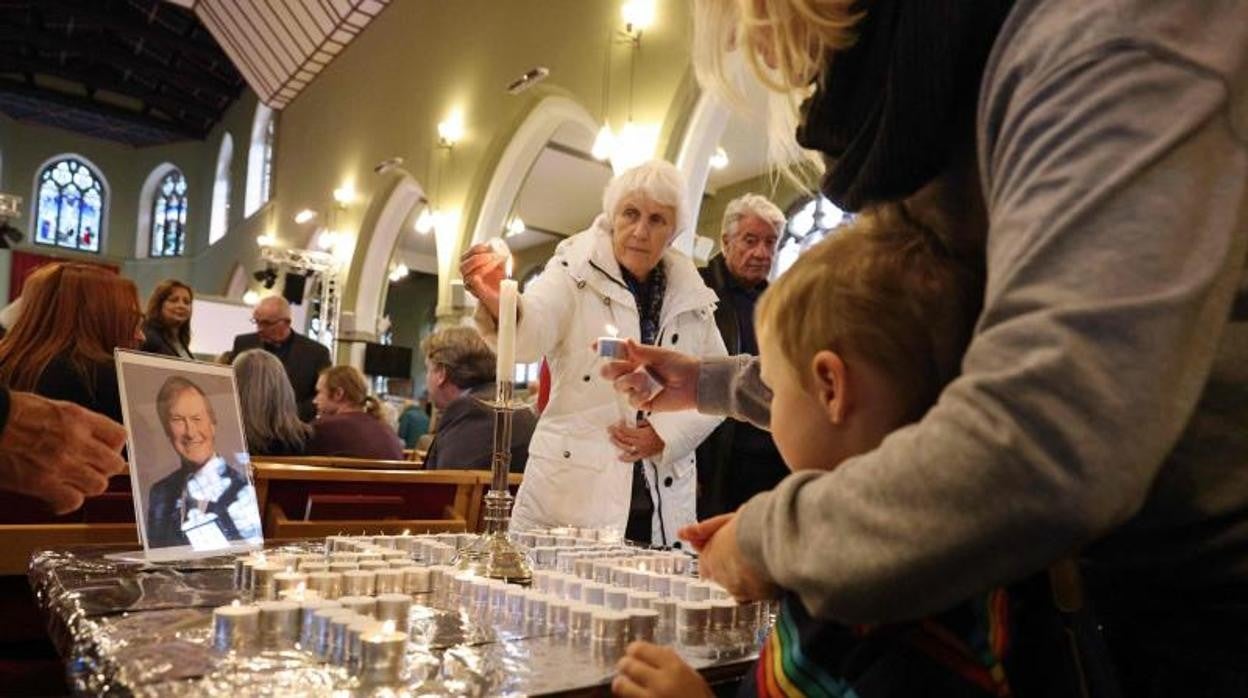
<box><xmin>687</xmin><ymin>513</ymin><xmax>778</xmax><ymax>602</ymax></box>
<box><xmin>600</xmin><ymin>340</ymin><xmax>700</xmax><ymax>412</ymax></box>
<box><xmin>608</xmin><ymin>418</ymin><xmax>665</xmax><ymax>461</ymax></box>
<box><xmin>459</xmin><ymin>243</ymin><xmax>507</xmax><ymax>318</ymax></box>
<box><xmin>612</xmin><ymin>641</ymin><xmax>713</xmax><ymax>698</ymax></box>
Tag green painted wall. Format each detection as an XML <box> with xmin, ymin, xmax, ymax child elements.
<box><xmin>382</xmin><ymin>272</ymin><xmax>439</xmax><ymax>391</ymax></box>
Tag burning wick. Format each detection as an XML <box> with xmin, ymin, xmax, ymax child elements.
<box><xmin>598</xmin><ymin>324</ymin><xmax>626</xmax><ymax>359</ymax></box>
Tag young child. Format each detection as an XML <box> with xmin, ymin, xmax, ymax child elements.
<box><xmin>611</xmin><ymin>206</ymin><xmax>1010</xmax><ymax>697</ymax></box>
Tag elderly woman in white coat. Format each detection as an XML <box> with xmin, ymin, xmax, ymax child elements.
<box><xmin>460</xmin><ymin>160</ymin><xmax>725</xmax><ymax>546</ymax></box>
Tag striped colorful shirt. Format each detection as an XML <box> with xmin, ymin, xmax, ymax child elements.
<box><xmin>741</xmin><ymin>590</ymin><xmax>1012</xmax><ymax>698</ymax></box>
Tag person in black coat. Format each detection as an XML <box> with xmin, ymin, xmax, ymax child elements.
<box><xmin>694</xmin><ymin>193</ymin><xmax>791</xmax><ymax>518</ymax></box>
<box><xmin>231</xmin><ymin>296</ymin><xmax>331</xmax><ymax>422</ymax></box>
<box><xmin>140</xmin><ymin>279</ymin><xmax>195</xmax><ymax>359</ymax></box>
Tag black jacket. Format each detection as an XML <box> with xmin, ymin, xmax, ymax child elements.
<box><xmin>146</xmin><ymin>461</ymin><xmax>252</xmax><ymax>548</ymax></box>
<box><xmin>232</xmin><ymin>331</ymin><xmax>331</xmax><ymax>422</ymax></box>
<box><xmin>425</xmin><ymin>383</ymin><xmax>536</xmax><ymax>472</ymax></box>
<box><xmin>695</xmin><ymin>255</ymin><xmax>789</xmax><ymax>518</ymax></box>
<box><xmin>140</xmin><ymin>321</ymin><xmax>192</xmax><ymax>359</ymax></box>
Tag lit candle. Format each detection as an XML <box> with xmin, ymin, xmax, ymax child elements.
<box><xmin>374</xmin><ymin>568</ymin><xmax>403</xmax><ymax>594</ymax></box>
<box><xmin>307</xmin><ymin>571</ymin><xmax>344</xmax><ymax>600</ymax></box>
<box><xmin>342</xmin><ymin>570</ymin><xmax>376</xmax><ymax>597</ymax></box>
<box><xmin>598</xmin><ymin>323</ymin><xmax>626</xmax><ymax>359</ymax></box>
<box><xmin>358</xmin><ymin>620</ymin><xmax>408</xmax><ymax>685</ymax></box>
<box><xmin>496</xmin><ymin>257</ymin><xmax>518</xmax><ymax>385</ymax></box>
<box><xmin>212</xmin><ymin>601</ymin><xmax>260</xmax><ymax>653</ymax></box>
<box><xmin>374</xmin><ymin>592</ymin><xmax>412</xmax><ymax>627</ymax></box>
<box><xmin>339</xmin><ymin>595</ymin><xmax>377</xmax><ymax>617</ymax></box>
<box><xmin>251</xmin><ymin>563</ymin><xmax>283</xmax><ymax>601</ymax></box>
<box><xmin>274</xmin><ymin>569</ymin><xmax>308</xmax><ymax>596</ymax></box>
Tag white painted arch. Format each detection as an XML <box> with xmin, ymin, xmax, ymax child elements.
<box><xmin>673</xmin><ymin>89</ymin><xmax>730</xmax><ymax>254</ymax></box>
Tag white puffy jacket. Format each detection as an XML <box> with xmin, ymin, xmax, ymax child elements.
<box><xmin>475</xmin><ymin>216</ymin><xmax>726</xmax><ymax>545</ymax></box>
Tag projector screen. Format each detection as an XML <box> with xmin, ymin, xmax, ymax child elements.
<box><xmin>189</xmin><ymin>295</ymin><xmax>308</xmax><ymax>357</ymax></box>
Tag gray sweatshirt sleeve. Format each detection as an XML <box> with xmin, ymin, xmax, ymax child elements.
<box><xmin>735</xmin><ymin>46</ymin><xmax>1248</xmax><ymax>623</ymax></box>
<box><xmin>697</xmin><ymin>355</ymin><xmax>772</xmax><ymax>429</ymax></box>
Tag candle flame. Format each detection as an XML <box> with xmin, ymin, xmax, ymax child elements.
<box><xmin>382</xmin><ymin>620</ymin><xmax>396</xmax><ymax>634</ymax></box>
<box><xmin>296</xmin><ymin>582</ymin><xmax>306</xmax><ymax>593</ymax></box>
<box><xmin>605</xmin><ymin>324</ymin><xmax>619</xmax><ymax>337</ymax></box>
<box><xmin>231</xmin><ymin>600</ymin><xmax>241</xmax><ymax>608</ymax></box>
<box><xmin>402</xmin><ymin>528</ymin><xmax>410</xmax><ymax>536</ymax></box>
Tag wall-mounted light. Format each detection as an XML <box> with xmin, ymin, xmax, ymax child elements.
<box><xmin>317</xmin><ymin>229</ymin><xmax>340</xmax><ymax>251</ymax></box>
<box><xmin>332</xmin><ymin>184</ymin><xmax>356</xmax><ymax>206</ymax></box>
<box><xmin>437</xmin><ymin>109</ymin><xmax>465</xmax><ymax>148</ymax></box>
<box><xmin>621</xmin><ymin>0</ymin><xmax>656</xmax><ymax>34</ymax></box>
<box><xmin>611</xmin><ymin>121</ymin><xmax>660</xmax><ymax>174</ymax></box>
<box><xmin>506</xmin><ymin>217</ymin><xmax>526</xmax><ymax>237</ymax></box>
<box><xmin>243</xmin><ymin>290</ymin><xmax>260</xmax><ymax>306</ymax></box>
<box><xmin>709</xmin><ymin>146</ymin><xmax>730</xmax><ymax>170</ymax></box>
<box><xmin>388</xmin><ymin>262</ymin><xmax>411</xmax><ymax>283</ymax></box>
<box><xmin>414</xmin><ymin>207</ymin><xmax>435</xmax><ymax>235</ymax></box>
<box><xmin>592</xmin><ymin>124</ymin><xmax>616</xmax><ymax>161</ymax></box>
<box><xmin>256</xmin><ymin>233</ymin><xmax>277</xmax><ymax>247</ymax></box>
<box><xmin>293</xmin><ymin>209</ymin><xmax>319</xmax><ymax>224</ymax></box>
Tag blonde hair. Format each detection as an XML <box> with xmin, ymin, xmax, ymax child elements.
<box><xmin>757</xmin><ymin>205</ymin><xmax>982</xmax><ymax>421</ymax></box>
<box><xmin>691</xmin><ymin>0</ymin><xmax>862</xmax><ymax>183</ymax></box>
<box><xmin>319</xmin><ymin>365</ymin><xmax>385</xmax><ymax>421</ymax></box>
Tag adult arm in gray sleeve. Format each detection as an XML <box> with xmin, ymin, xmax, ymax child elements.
<box><xmin>734</xmin><ymin>48</ymin><xmax>1248</xmax><ymax>623</ymax></box>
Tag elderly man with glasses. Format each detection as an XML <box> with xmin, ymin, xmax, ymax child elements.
<box><xmin>231</xmin><ymin>296</ymin><xmax>330</xmax><ymax>422</ymax></box>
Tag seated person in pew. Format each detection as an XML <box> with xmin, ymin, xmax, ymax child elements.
<box><xmin>307</xmin><ymin>365</ymin><xmax>404</xmax><ymax>460</ymax></box>
<box><xmin>422</xmin><ymin>327</ymin><xmax>536</xmax><ymax>472</ymax></box>
<box><xmin>147</xmin><ymin>376</ymin><xmax>262</xmax><ymax>548</ymax></box>
<box><xmin>613</xmin><ymin>207</ymin><xmax>1007</xmax><ymax>697</ymax></box>
<box><xmin>233</xmin><ymin>349</ymin><xmax>312</xmax><ymax>457</ymax></box>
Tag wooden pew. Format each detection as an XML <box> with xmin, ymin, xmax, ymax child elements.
<box><xmin>251</xmin><ymin>461</ymin><xmax>478</xmax><ymax>538</ymax></box>
<box><xmin>254</xmin><ymin>455</ymin><xmax>423</xmax><ymax>471</ymax></box>
<box><xmin>0</xmin><ymin>476</ymin><xmax>138</xmax><ymax>575</ymax></box>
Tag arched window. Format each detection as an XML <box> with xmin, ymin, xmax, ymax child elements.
<box><xmin>149</xmin><ymin>169</ymin><xmax>188</xmax><ymax>257</ymax></box>
<box><xmin>34</xmin><ymin>156</ymin><xmax>107</xmax><ymax>253</ymax></box>
<box><xmin>775</xmin><ymin>194</ymin><xmax>850</xmax><ymax>277</ymax></box>
<box><xmin>209</xmin><ymin>133</ymin><xmax>234</xmax><ymax>245</ymax></box>
<box><xmin>244</xmin><ymin>104</ymin><xmax>276</xmax><ymax>217</ymax></box>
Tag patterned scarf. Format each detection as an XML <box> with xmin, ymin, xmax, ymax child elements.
<box><xmin>621</xmin><ymin>262</ymin><xmax>667</xmax><ymax>346</ymax></box>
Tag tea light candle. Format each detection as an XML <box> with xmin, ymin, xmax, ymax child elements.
<box><xmin>505</xmin><ymin>586</ymin><xmax>527</xmax><ymax>620</ymax></box>
<box><xmin>307</xmin><ymin>571</ymin><xmax>344</xmax><ymax>600</ymax></box>
<box><xmin>310</xmin><ymin>607</ymin><xmax>353</xmax><ymax>660</ymax></box>
<box><xmin>329</xmin><ymin>611</ymin><xmax>360</xmax><ymax>665</ymax></box>
<box><xmin>358</xmin><ymin>620</ymin><xmax>408</xmax><ymax>685</ymax></box>
<box><xmin>374</xmin><ymin>568</ymin><xmax>403</xmax><ymax>594</ymax></box>
<box><xmin>686</xmin><ymin>582</ymin><xmax>713</xmax><ymax>602</ymax></box>
<box><xmin>547</xmin><ymin>598</ymin><xmax>571</xmax><ymax>632</ymax></box>
<box><xmin>359</xmin><ymin>560</ymin><xmax>390</xmax><ymax>573</ymax></box>
<box><xmin>648</xmin><ymin>575</ymin><xmax>672</xmax><ymax>597</ymax></box>
<box><xmin>652</xmin><ymin>597</ymin><xmax>679</xmax><ymax>628</ymax></box>
<box><xmin>627</xmin><ymin>608</ymin><xmax>660</xmax><ymax>642</ymax></box>
<box><xmin>278</xmin><ymin>583</ymin><xmax>322</xmax><ymax>603</ymax></box>
<box><xmin>212</xmin><ymin>601</ymin><xmax>260</xmax><ymax>653</ymax></box>
<box><xmin>568</xmin><ymin>603</ymin><xmax>594</xmax><ymax>637</ymax></box>
<box><xmin>676</xmin><ymin>601</ymin><xmax>711</xmax><ymax>646</ymax></box>
<box><xmin>400</xmin><ymin>567</ymin><xmax>431</xmax><ymax>594</ymax></box>
<box><xmin>629</xmin><ymin>590</ymin><xmax>659</xmax><ymax>609</ymax></box>
<box><xmin>233</xmin><ymin>555</ymin><xmax>256</xmax><ymax>589</ymax></box>
<box><xmin>573</xmin><ymin>559</ymin><xmax>594</xmax><ymax>580</ymax></box>
<box><xmin>591</xmin><ymin>609</ymin><xmax>629</xmax><ymax>644</ymax></box>
<box><xmin>669</xmin><ymin>577</ymin><xmax>689</xmax><ymax>600</ymax></box>
<box><xmin>597</xmin><ymin>332</ymin><xmax>626</xmax><ymax>359</ymax></box>
<box><xmin>581</xmin><ymin>582</ymin><xmax>606</xmax><ymax>606</ymax></box>
<box><xmin>274</xmin><ymin>569</ymin><xmax>308</xmax><ymax>596</ymax></box>
<box><xmin>374</xmin><ymin>593</ymin><xmax>412</xmax><ymax>626</ymax></box>
<box><xmin>251</xmin><ymin>563</ymin><xmax>283</xmax><ymax>601</ymax></box>
<box><xmin>299</xmin><ymin>599</ymin><xmax>340</xmax><ymax>648</ymax></box>
<box><xmin>257</xmin><ymin>600</ymin><xmax>300</xmax><ymax>649</ymax></box>
<box><xmin>605</xmin><ymin>588</ymin><xmax>630</xmax><ymax>611</ymax></box>
<box><xmin>338</xmin><ymin>595</ymin><xmax>377</xmax><ymax>617</ymax></box>
<box><xmin>564</xmin><ymin>578</ymin><xmax>584</xmax><ymax>601</ymax></box>
<box><xmin>342</xmin><ymin>570</ymin><xmax>376</xmax><ymax>597</ymax></box>
<box><xmin>329</xmin><ymin>561</ymin><xmax>358</xmax><ymax>575</ymax></box>
<box><xmin>524</xmin><ymin>592</ymin><xmax>549</xmax><ymax>624</ymax></box>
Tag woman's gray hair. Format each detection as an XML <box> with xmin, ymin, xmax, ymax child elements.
<box><xmin>721</xmin><ymin>193</ymin><xmax>786</xmax><ymax>244</ymax></box>
<box><xmin>601</xmin><ymin>159</ymin><xmax>689</xmax><ymax>241</ymax></box>
<box><xmin>233</xmin><ymin>349</ymin><xmax>312</xmax><ymax>454</ymax></box>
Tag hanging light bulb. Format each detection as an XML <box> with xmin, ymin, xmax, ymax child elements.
<box><xmin>709</xmin><ymin>146</ymin><xmax>729</xmax><ymax>170</ymax></box>
<box><xmin>506</xmin><ymin>217</ymin><xmax>526</xmax><ymax>237</ymax></box>
<box><xmin>592</xmin><ymin>123</ymin><xmax>616</xmax><ymax>161</ymax></box>
<box><xmin>414</xmin><ymin>208</ymin><xmax>435</xmax><ymax>234</ymax></box>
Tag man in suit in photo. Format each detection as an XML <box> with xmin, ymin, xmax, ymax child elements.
<box><xmin>146</xmin><ymin>376</ymin><xmax>261</xmax><ymax>549</ymax></box>
<box><xmin>231</xmin><ymin>296</ymin><xmax>331</xmax><ymax>422</ymax></box>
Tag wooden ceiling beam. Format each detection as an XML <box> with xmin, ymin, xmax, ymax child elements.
<box><xmin>0</xmin><ymin>78</ymin><xmax>203</xmax><ymax>142</ymax></box>
<box><xmin>40</xmin><ymin>0</ymin><xmax>235</xmax><ymax>73</ymax></box>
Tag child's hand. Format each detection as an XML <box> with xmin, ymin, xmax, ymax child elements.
<box><xmin>612</xmin><ymin>641</ymin><xmax>714</xmax><ymax>698</ymax></box>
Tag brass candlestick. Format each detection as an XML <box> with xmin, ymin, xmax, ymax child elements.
<box><xmin>454</xmin><ymin>380</ymin><xmax>532</xmax><ymax>584</ymax></box>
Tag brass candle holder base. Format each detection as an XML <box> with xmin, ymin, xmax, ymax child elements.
<box><xmin>454</xmin><ymin>381</ymin><xmax>532</xmax><ymax>585</ymax></box>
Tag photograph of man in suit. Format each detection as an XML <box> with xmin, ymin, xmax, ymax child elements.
<box><xmin>145</xmin><ymin>376</ymin><xmax>261</xmax><ymax>549</ymax></box>
<box><xmin>231</xmin><ymin>296</ymin><xmax>331</xmax><ymax>422</ymax></box>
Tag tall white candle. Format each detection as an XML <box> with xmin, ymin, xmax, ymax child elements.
<box><xmin>496</xmin><ymin>257</ymin><xmax>518</xmax><ymax>385</ymax></box>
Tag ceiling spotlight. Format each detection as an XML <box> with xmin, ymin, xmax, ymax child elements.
<box><xmin>437</xmin><ymin>109</ymin><xmax>465</xmax><ymax>147</ymax></box>
<box><xmin>506</xmin><ymin>67</ymin><xmax>549</xmax><ymax>95</ymax></box>
<box><xmin>414</xmin><ymin>208</ymin><xmax>435</xmax><ymax>235</ymax></box>
<box><xmin>374</xmin><ymin>157</ymin><xmax>404</xmax><ymax>174</ymax></box>
<box><xmin>592</xmin><ymin>123</ymin><xmax>615</xmax><ymax>161</ymax></box>
<box><xmin>506</xmin><ymin>217</ymin><xmax>526</xmax><ymax>237</ymax></box>
<box><xmin>709</xmin><ymin>146</ymin><xmax>729</xmax><ymax>170</ymax></box>
<box><xmin>242</xmin><ymin>290</ymin><xmax>260</xmax><ymax>306</ymax></box>
<box><xmin>621</xmin><ymin>0</ymin><xmax>656</xmax><ymax>32</ymax></box>
<box><xmin>332</xmin><ymin>184</ymin><xmax>355</xmax><ymax>205</ymax></box>
<box><xmin>294</xmin><ymin>209</ymin><xmax>318</xmax><ymax>224</ymax></box>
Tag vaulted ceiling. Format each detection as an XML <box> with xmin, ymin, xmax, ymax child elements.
<box><xmin>0</xmin><ymin>0</ymin><xmax>246</xmax><ymax>146</ymax></box>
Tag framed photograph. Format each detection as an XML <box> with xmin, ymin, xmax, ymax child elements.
<box><xmin>116</xmin><ymin>349</ymin><xmax>263</xmax><ymax>561</ymax></box>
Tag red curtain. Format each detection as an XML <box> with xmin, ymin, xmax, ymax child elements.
<box><xmin>9</xmin><ymin>250</ymin><xmax>118</xmax><ymax>300</ymax></box>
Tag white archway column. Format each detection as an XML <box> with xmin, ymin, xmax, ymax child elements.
<box><xmin>673</xmin><ymin>90</ymin><xmax>729</xmax><ymax>255</ymax></box>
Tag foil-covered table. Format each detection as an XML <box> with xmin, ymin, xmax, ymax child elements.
<box><xmin>29</xmin><ymin>546</ymin><xmax>758</xmax><ymax>696</ymax></box>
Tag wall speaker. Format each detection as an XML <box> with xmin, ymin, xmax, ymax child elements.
<box><xmin>282</xmin><ymin>272</ymin><xmax>308</xmax><ymax>304</ymax></box>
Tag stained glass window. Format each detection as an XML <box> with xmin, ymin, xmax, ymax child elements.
<box><xmin>34</xmin><ymin>158</ymin><xmax>106</xmax><ymax>253</ymax></box>
<box><xmin>775</xmin><ymin>194</ymin><xmax>850</xmax><ymax>277</ymax></box>
<box><xmin>150</xmin><ymin>170</ymin><xmax>188</xmax><ymax>257</ymax></box>
<box><xmin>260</xmin><ymin>116</ymin><xmax>275</xmax><ymax>205</ymax></box>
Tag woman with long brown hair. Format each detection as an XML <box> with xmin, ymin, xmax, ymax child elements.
<box><xmin>140</xmin><ymin>279</ymin><xmax>194</xmax><ymax>359</ymax></box>
<box><xmin>0</xmin><ymin>263</ymin><xmax>144</xmax><ymax>423</ymax></box>
<box><xmin>306</xmin><ymin>365</ymin><xmax>402</xmax><ymax>459</ymax></box>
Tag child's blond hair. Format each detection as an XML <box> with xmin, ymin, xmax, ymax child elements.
<box><xmin>757</xmin><ymin>205</ymin><xmax>982</xmax><ymax>421</ymax></box>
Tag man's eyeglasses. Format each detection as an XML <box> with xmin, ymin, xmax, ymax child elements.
<box><xmin>251</xmin><ymin>317</ymin><xmax>291</xmax><ymax>328</ymax></box>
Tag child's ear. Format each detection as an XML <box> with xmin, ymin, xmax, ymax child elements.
<box><xmin>810</xmin><ymin>350</ymin><xmax>849</xmax><ymax>425</ymax></box>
